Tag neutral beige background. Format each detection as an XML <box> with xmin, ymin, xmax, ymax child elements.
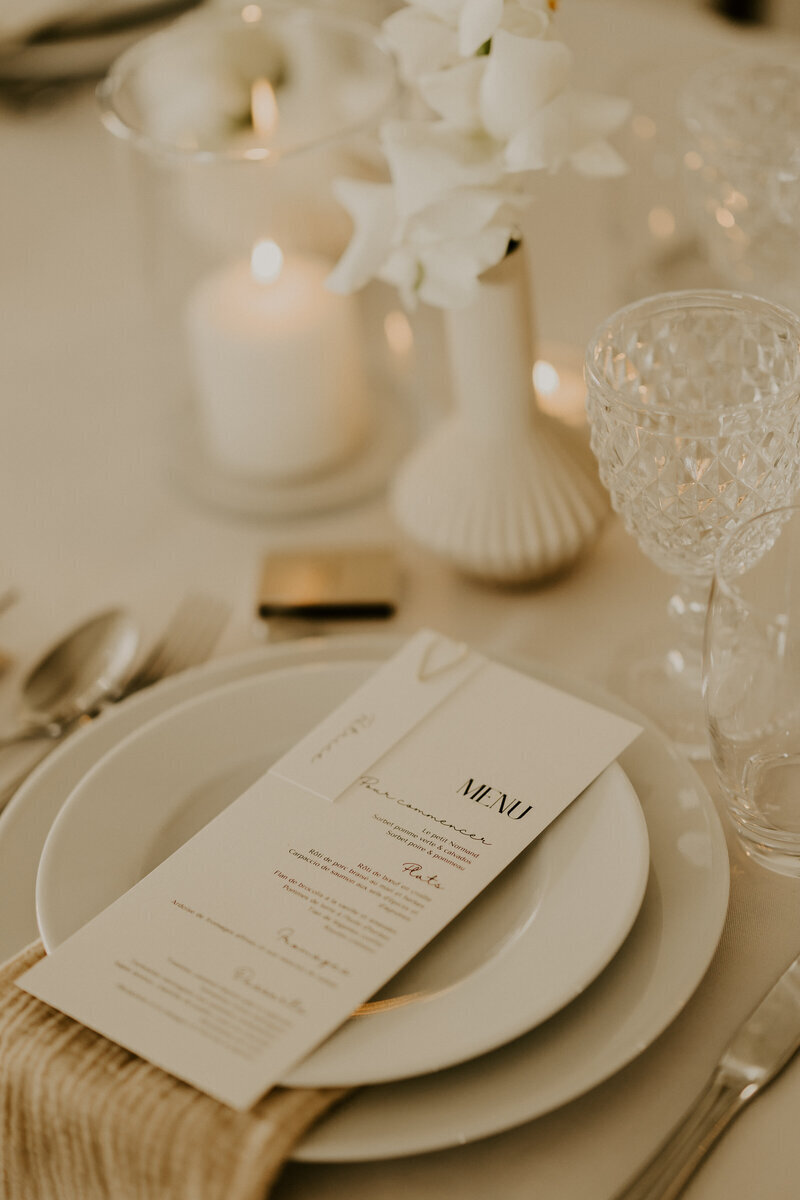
<box><xmin>1</xmin><ymin>0</ymin><xmax>799</xmax><ymax>1196</ymax></box>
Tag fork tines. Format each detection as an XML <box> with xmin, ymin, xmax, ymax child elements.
<box><xmin>122</xmin><ymin>594</ymin><xmax>231</xmax><ymax>696</ymax></box>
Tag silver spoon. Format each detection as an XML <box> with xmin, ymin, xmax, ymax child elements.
<box><xmin>0</xmin><ymin>609</ymin><xmax>139</xmax><ymax>749</ymax></box>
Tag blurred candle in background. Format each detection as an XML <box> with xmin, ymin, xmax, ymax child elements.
<box><xmin>184</xmin><ymin>239</ymin><xmax>370</xmax><ymax>478</ymax></box>
<box><xmin>533</xmin><ymin>346</ymin><xmax>587</xmax><ymax>428</ymax></box>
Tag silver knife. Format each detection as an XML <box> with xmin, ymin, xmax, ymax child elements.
<box><xmin>613</xmin><ymin>951</ymin><xmax>800</xmax><ymax>1200</ymax></box>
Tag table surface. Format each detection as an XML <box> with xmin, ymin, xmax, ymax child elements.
<box><xmin>1</xmin><ymin>1</ymin><xmax>799</xmax><ymax>1197</ymax></box>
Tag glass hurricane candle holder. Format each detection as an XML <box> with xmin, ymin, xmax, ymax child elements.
<box><xmin>97</xmin><ymin>4</ymin><xmax>403</xmax><ymax>517</ymax></box>
<box><xmin>681</xmin><ymin>53</ymin><xmax>800</xmax><ymax>315</ymax></box>
<box><xmin>585</xmin><ymin>289</ymin><xmax>800</xmax><ymax>758</ymax></box>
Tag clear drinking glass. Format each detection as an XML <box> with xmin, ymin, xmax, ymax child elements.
<box><xmin>705</xmin><ymin>504</ymin><xmax>800</xmax><ymax>876</ymax></box>
<box><xmin>681</xmin><ymin>54</ymin><xmax>800</xmax><ymax>315</ymax></box>
<box><xmin>585</xmin><ymin>290</ymin><xmax>800</xmax><ymax>757</ymax></box>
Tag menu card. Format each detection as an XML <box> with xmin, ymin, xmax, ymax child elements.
<box><xmin>19</xmin><ymin>631</ymin><xmax>641</xmax><ymax>1109</ymax></box>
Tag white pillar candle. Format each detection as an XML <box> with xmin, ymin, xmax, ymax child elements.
<box><xmin>185</xmin><ymin>242</ymin><xmax>370</xmax><ymax>478</ymax></box>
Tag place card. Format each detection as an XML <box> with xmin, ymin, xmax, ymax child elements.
<box><xmin>19</xmin><ymin>631</ymin><xmax>641</xmax><ymax>1109</ymax></box>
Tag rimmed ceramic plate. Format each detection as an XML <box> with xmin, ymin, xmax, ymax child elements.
<box><xmin>35</xmin><ymin>662</ymin><xmax>649</xmax><ymax>1089</ymax></box>
<box><xmin>0</xmin><ymin>636</ymin><xmax>729</xmax><ymax>1161</ymax></box>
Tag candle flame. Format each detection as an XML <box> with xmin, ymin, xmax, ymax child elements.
<box><xmin>251</xmin><ymin>239</ymin><xmax>283</xmax><ymax>285</ymax></box>
<box><xmin>532</xmin><ymin>360</ymin><xmax>560</xmax><ymax>397</ymax></box>
<box><xmin>251</xmin><ymin>78</ymin><xmax>278</xmax><ymax>138</ymax></box>
<box><xmin>384</xmin><ymin>310</ymin><xmax>413</xmax><ymax>357</ymax></box>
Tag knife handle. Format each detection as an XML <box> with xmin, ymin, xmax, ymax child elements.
<box><xmin>612</xmin><ymin>1071</ymin><xmax>749</xmax><ymax>1200</ymax></box>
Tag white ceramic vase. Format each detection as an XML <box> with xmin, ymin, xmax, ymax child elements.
<box><xmin>390</xmin><ymin>247</ymin><xmax>608</xmax><ymax>584</ymax></box>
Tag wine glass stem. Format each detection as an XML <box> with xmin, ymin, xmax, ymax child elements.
<box><xmin>665</xmin><ymin>576</ymin><xmax>712</xmax><ymax>685</ymax></box>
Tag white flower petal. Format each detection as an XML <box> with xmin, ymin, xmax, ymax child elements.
<box><xmin>434</xmin><ymin>224</ymin><xmax>514</xmax><ymax>277</ymax></box>
<box><xmin>382</xmin><ymin>8</ymin><xmax>459</xmax><ymax>81</ymax></box>
<box><xmin>568</xmin><ymin>138</ymin><xmax>629</xmax><ymax>177</ymax></box>
<box><xmin>379</xmin><ymin>247</ymin><xmax>422</xmax><ymax>309</ymax></box>
<box><xmin>382</xmin><ymin>120</ymin><xmax>505</xmax><ymax>216</ymax></box>
<box><xmin>502</xmin><ymin>91</ymin><xmax>574</xmax><ymax>172</ymax></box>
<box><xmin>326</xmin><ymin>180</ymin><xmax>396</xmax><ymax>293</ymax></box>
<box><xmin>504</xmin><ymin>87</ymin><xmax>629</xmax><ymax>174</ymax></box>
<box><xmin>407</xmin><ymin>187</ymin><xmax>526</xmax><ymax>242</ymax></box>
<box><xmin>418</xmin><ymin>225</ymin><xmax>512</xmax><ymax>306</ymax></box>
<box><xmin>479</xmin><ymin>31</ymin><xmax>572</xmax><ymax>140</ymax></box>
<box><xmin>498</xmin><ymin>0</ymin><xmax>550</xmax><ymax>38</ymax></box>
<box><xmin>410</xmin><ymin>0</ymin><xmax>464</xmax><ymax>26</ymax></box>
<box><xmin>418</xmin><ymin>58</ymin><xmax>486</xmax><ymax>129</ymax></box>
<box><xmin>458</xmin><ymin>0</ymin><xmax>503</xmax><ymax>57</ymax></box>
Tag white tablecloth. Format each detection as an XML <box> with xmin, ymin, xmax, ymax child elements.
<box><xmin>1</xmin><ymin>1</ymin><xmax>799</xmax><ymax>1196</ymax></box>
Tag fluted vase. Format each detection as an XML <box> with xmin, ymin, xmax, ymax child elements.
<box><xmin>390</xmin><ymin>247</ymin><xmax>608</xmax><ymax>584</ymax></box>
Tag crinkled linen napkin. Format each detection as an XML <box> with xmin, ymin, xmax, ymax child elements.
<box><xmin>0</xmin><ymin>943</ymin><xmax>348</xmax><ymax>1200</ymax></box>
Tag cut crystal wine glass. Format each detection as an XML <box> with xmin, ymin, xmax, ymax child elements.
<box><xmin>585</xmin><ymin>289</ymin><xmax>800</xmax><ymax>757</ymax></box>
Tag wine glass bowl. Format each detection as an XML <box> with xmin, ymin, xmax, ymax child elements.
<box><xmin>585</xmin><ymin>289</ymin><xmax>800</xmax><ymax>756</ymax></box>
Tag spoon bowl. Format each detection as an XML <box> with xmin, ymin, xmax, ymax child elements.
<box><xmin>1</xmin><ymin>609</ymin><xmax>139</xmax><ymax>744</ymax></box>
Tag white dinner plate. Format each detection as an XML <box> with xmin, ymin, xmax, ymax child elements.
<box><xmin>0</xmin><ymin>636</ymin><xmax>729</xmax><ymax>1161</ymax></box>
<box><xmin>36</xmin><ymin>663</ymin><xmax>649</xmax><ymax>1089</ymax></box>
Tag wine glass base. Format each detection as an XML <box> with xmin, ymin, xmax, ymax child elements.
<box><xmin>609</xmin><ymin>641</ymin><xmax>710</xmax><ymax>761</ymax></box>
<box><xmin>732</xmin><ymin>832</ymin><xmax>800</xmax><ymax>879</ymax></box>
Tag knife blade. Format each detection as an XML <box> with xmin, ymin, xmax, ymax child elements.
<box><xmin>613</xmin><ymin>951</ymin><xmax>800</xmax><ymax>1200</ymax></box>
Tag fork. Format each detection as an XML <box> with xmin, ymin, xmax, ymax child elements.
<box><xmin>117</xmin><ymin>593</ymin><xmax>231</xmax><ymax>698</ymax></box>
<box><xmin>0</xmin><ymin>593</ymin><xmax>230</xmax><ymax>813</ymax></box>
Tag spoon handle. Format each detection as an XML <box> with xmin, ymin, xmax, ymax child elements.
<box><xmin>0</xmin><ymin>726</ymin><xmax>59</xmax><ymax>751</ymax></box>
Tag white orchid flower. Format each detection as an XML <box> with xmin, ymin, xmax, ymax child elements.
<box><xmin>326</xmin><ymin>180</ymin><xmax>396</xmax><ymax>294</ymax></box>
<box><xmin>330</xmin><ymin>0</ymin><xmax>630</xmax><ymax>310</ymax></box>
<box><xmin>412</xmin><ymin>0</ymin><xmax>466</xmax><ymax>22</ymax></box>
<box><xmin>417</xmin><ymin>58</ymin><xmax>487</xmax><ymax>130</ymax></box>
<box><xmin>459</xmin><ymin>0</ymin><xmax>552</xmax><ymax>53</ymax></box>
<box><xmin>381</xmin><ymin>7</ymin><xmax>459</xmax><ymax>80</ymax></box>
<box><xmin>328</xmin><ymin>174</ymin><xmax>522</xmax><ymax>307</ymax></box>
<box><xmin>383</xmin><ymin>0</ymin><xmax>554</xmax><ymax>82</ymax></box>
<box><xmin>381</xmin><ymin>119</ymin><xmax>506</xmax><ymax>217</ymax></box>
<box><xmin>479</xmin><ymin>30</ymin><xmax>572</xmax><ymax>141</ymax></box>
<box><xmin>407</xmin><ymin>185</ymin><xmax>526</xmax><ymax>243</ymax></box>
<box><xmin>498</xmin><ymin>0</ymin><xmax>552</xmax><ymax>38</ymax></box>
<box><xmin>505</xmin><ymin>89</ymin><xmax>631</xmax><ymax>175</ymax></box>
<box><xmin>382</xmin><ymin>5</ymin><xmax>460</xmax><ymax>80</ymax></box>
<box><xmin>381</xmin><ymin>222</ymin><xmax>513</xmax><ymax>308</ymax></box>
<box><xmin>457</xmin><ymin>0</ymin><xmax>503</xmax><ymax>56</ymax></box>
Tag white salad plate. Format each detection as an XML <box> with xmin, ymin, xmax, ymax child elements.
<box><xmin>0</xmin><ymin>636</ymin><xmax>729</xmax><ymax>1162</ymax></box>
<box><xmin>36</xmin><ymin>661</ymin><xmax>650</xmax><ymax>1089</ymax></box>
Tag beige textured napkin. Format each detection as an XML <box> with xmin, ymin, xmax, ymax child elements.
<box><xmin>0</xmin><ymin>943</ymin><xmax>348</xmax><ymax>1200</ymax></box>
